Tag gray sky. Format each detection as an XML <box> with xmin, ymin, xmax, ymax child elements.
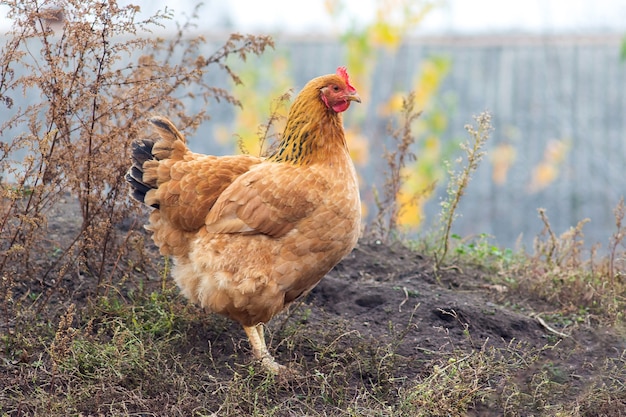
<box><xmin>132</xmin><ymin>0</ymin><xmax>626</xmax><ymax>34</ymax></box>
<box><xmin>1</xmin><ymin>0</ymin><xmax>625</xmax><ymax>34</ymax></box>
<box><xmin>227</xmin><ymin>0</ymin><xmax>626</xmax><ymax>34</ymax></box>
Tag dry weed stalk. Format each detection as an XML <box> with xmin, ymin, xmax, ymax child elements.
<box><xmin>50</xmin><ymin>303</ymin><xmax>77</xmax><ymax>372</ymax></box>
<box><xmin>370</xmin><ymin>91</ymin><xmax>422</xmax><ymax>242</ymax></box>
<box><xmin>435</xmin><ymin>112</ymin><xmax>492</xmax><ymax>271</ymax></box>
<box><xmin>535</xmin><ymin>208</ymin><xmax>589</xmax><ymax>269</ymax></box>
<box><xmin>258</xmin><ymin>90</ymin><xmax>292</xmax><ymax>157</ymax></box>
<box><xmin>0</xmin><ymin>1</ymin><xmax>273</xmax><ymax>306</ymax></box>
<box><xmin>48</xmin><ymin>302</ymin><xmax>77</xmax><ymax>406</ymax></box>
<box><xmin>608</xmin><ymin>197</ymin><xmax>625</xmax><ymax>286</ymax></box>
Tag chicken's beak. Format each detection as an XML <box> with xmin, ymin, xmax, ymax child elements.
<box><xmin>346</xmin><ymin>92</ymin><xmax>362</xmax><ymax>104</ymax></box>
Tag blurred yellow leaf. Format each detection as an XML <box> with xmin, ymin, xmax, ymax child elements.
<box><xmin>396</xmin><ymin>164</ymin><xmax>437</xmax><ymax>227</ymax></box>
<box><xmin>528</xmin><ymin>163</ymin><xmax>557</xmax><ymax>193</ymax></box>
<box><xmin>490</xmin><ymin>142</ymin><xmax>516</xmax><ymax>185</ymax></box>
<box><xmin>386</xmin><ymin>56</ymin><xmax>450</xmax><ymax>230</ymax></box>
<box><xmin>370</xmin><ymin>21</ymin><xmax>401</xmax><ymax>49</ymax></box>
<box><xmin>397</xmin><ymin>190</ymin><xmax>425</xmax><ymax>227</ymax></box>
<box><xmin>414</xmin><ymin>58</ymin><xmax>450</xmax><ymax>108</ymax></box>
<box><xmin>378</xmin><ymin>92</ymin><xmax>405</xmax><ymax>117</ymax></box>
<box><xmin>424</xmin><ymin>135</ymin><xmax>439</xmax><ymax>152</ymax></box>
<box><xmin>527</xmin><ymin>139</ymin><xmax>570</xmax><ymax>192</ymax></box>
<box><xmin>324</xmin><ymin>0</ymin><xmax>341</xmax><ymax>17</ymax></box>
<box><xmin>429</xmin><ymin>111</ymin><xmax>447</xmax><ymax>132</ymax></box>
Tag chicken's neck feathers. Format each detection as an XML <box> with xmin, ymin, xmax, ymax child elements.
<box><xmin>268</xmin><ymin>93</ymin><xmax>348</xmax><ymax>166</ymax></box>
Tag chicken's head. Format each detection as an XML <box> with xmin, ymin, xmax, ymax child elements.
<box><xmin>320</xmin><ymin>67</ymin><xmax>361</xmax><ymax>113</ymax></box>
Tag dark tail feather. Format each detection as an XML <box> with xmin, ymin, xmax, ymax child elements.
<box><xmin>131</xmin><ymin>138</ymin><xmax>156</xmax><ymax>165</ymax></box>
<box><xmin>126</xmin><ymin>138</ymin><xmax>159</xmax><ymax>209</ymax></box>
<box><xmin>126</xmin><ymin>172</ymin><xmax>157</xmax><ymax>207</ymax></box>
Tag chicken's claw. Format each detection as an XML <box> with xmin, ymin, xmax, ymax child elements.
<box><xmin>244</xmin><ymin>324</ymin><xmax>299</xmax><ymax>381</ymax></box>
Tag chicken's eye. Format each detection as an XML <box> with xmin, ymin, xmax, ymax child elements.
<box><xmin>332</xmin><ymin>85</ymin><xmax>340</xmax><ymax>92</ymax></box>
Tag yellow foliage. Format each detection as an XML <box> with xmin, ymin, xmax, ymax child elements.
<box><xmin>370</xmin><ymin>0</ymin><xmax>439</xmax><ymax>50</ymax></box>
<box><xmin>424</xmin><ymin>135</ymin><xmax>440</xmax><ymax>153</ymax></box>
<box><xmin>369</xmin><ymin>21</ymin><xmax>402</xmax><ymax>49</ymax></box>
<box><xmin>527</xmin><ymin>139</ymin><xmax>570</xmax><ymax>193</ymax></box>
<box><xmin>415</xmin><ymin>58</ymin><xmax>450</xmax><ymax>107</ymax></box>
<box><xmin>378</xmin><ymin>92</ymin><xmax>406</xmax><ymax>116</ymax></box>
<box><xmin>490</xmin><ymin>142</ymin><xmax>517</xmax><ymax>185</ymax></box>
<box><xmin>528</xmin><ymin>163</ymin><xmax>558</xmax><ymax>193</ymax></box>
<box><xmin>397</xmin><ymin>191</ymin><xmax>425</xmax><ymax>226</ymax></box>
<box><xmin>428</xmin><ymin>110</ymin><xmax>448</xmax><ymax>133</ymax></box>
<box><xmin>397</xmin><ymin>165</ymin><xmax>436</xmax><ymax>227</ymax></box>
<box><xmin>323</xmin><ymin>0</ymin><xmax>341</xmax><ymax>17</ymax></box>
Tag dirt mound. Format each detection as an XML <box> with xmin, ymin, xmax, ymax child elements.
<box><xmin>311</xmin><ymin>242</ymin><xmax>547</xmax><ymax>355</ymax></box>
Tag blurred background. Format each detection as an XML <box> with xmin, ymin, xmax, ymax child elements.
<box><xmin>2</xmin><ymin>0</ymin><xmax>626</xmax><ymax>251</ymax></box>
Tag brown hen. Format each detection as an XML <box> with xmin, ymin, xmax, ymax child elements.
<box><xmin>126</xmin><ymin>67</ymin><xmax>361</xmax><ymax>375</ymax></box>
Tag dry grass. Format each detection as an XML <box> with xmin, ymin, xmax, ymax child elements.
<box><xmin>507</xmin><ymin>204</ymin><xmax>626</xmax><ymax>326</ymax></box>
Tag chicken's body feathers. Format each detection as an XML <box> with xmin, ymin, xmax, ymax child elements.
<box><xmin>172</xmin><ymin>156</ymin><xmax>360</xmax><ymax>326</ymax></box>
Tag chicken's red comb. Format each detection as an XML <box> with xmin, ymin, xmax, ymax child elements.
<box><xmin>336</xmin><ymin>66</ymin><xmax>355</xmax><ymax>91</ymax></box>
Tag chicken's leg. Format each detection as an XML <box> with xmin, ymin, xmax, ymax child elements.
<box><xmin>243</xmin><ymin>324</ymin><xmax>285</xmax><ymax>375</ymax></box>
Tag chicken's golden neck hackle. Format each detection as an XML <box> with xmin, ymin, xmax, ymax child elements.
<box><xmin>126</xmin><ymin>66</ymin><xmax>362</xmax><ymax>378</ymax></box>
<box><xmin>269</xmin><ymin>68</ymin><xmax>360</xmax><ymax>165</ymax></box>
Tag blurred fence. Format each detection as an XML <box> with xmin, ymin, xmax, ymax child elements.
<box><xmin>3</xmin><ymin>34</ymin><xmax>625</xmax><ymax>251</ymax></box>
<box><xmin>407</xmin><ymin>34</ymin><xmax>626</xmax><ymax>251</ymax></box>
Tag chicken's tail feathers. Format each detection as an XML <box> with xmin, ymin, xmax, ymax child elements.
<box><xmin>126</xmin><ymin>138</ymin><xmax>159</xmax><ymax>208</ymax></box>
<box><xmin>149</xmin><ymin>116</ymin><xmax>188</xmax><ymax>160</ymax></box>
<box><xmin>126</xmin><ymin>117</ymin><xmax>189</xmax><ymax>209</ymax></box>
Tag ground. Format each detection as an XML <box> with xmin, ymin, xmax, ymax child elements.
<box><xmin>1</xmin><ymin>197</ymin><xmax>625</xmax><ymax>416</ymax></box>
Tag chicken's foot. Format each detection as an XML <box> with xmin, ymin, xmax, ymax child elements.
<box><xmin>243</xmin><ymin>324</ymin><xmax>287</xmax><ymax>375</ymax></box>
